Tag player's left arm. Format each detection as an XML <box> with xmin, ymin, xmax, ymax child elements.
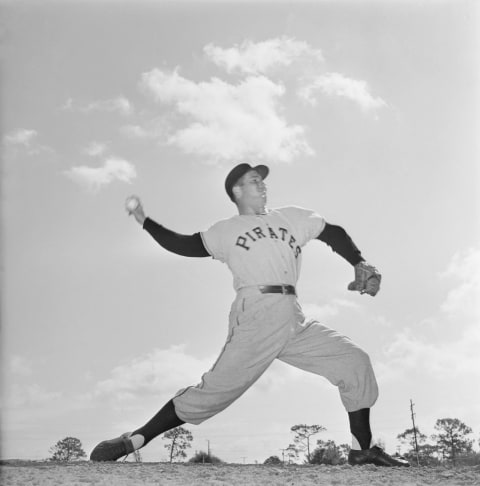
<box><xmin>316</xmin><ymin>223</ymin><xmax>364</xmax><ymax>266</ymax></box>
<box><xmin>317</xmin><ymin>223</ymin><xmax>381</xmax><ymax>296</ymax></box>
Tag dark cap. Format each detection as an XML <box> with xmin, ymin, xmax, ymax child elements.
<box><xmin>225</xmin><ymin>163</ymin><xmax>269</xmax><ymax>201</ymax></box>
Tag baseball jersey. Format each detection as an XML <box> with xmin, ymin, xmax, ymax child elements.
<box><xmin>201</xmin><ymin>206</ymin><xmax>326</xmax><ymax>290</ymax></box>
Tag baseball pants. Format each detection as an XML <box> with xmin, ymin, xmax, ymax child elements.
<box><xmin>173</xmin><ymin>290</ymin><xmax>378</xmax><ymax>424</ymax></box>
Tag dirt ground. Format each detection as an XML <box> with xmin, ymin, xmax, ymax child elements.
<box><xmin>1</xmin><ymin>461</ymin><xmax>479</xmax><ymax>486</ymax></box>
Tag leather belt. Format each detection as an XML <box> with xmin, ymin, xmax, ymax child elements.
<box><xmin>258</xmin><ymin>284</ymin><xmax>296</xmax><ymax>295</ymax></box>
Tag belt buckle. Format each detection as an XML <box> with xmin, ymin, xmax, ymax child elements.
<box><xmin>281</xmin><ymin>285</ymin><xmax>287</xmax><ymax>295</ymax></box>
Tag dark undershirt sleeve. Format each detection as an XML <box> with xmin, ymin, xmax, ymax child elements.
<box><xmin>143</xmin><ymin>217</ymin><xmax>210</xmax><ymax>258</ymax></box>
<box><xmin>317</xmin><ymin>222</ymin><xmax>365</xmax><ymax>266</ymax></box>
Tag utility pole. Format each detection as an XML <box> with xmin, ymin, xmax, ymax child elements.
<box><xmin>410</xmin><ymin>399</ymin><xmax>420</xmax><ymax>466</ymax></box>
<box><xmin>241</xmin><ymin>456</ymin><xmax>247</xmax><ymax>464</ymax></box>
<box><xmin>207</xmin><ymin>440</ymin><xmax>211</xmax><ymax>458</ymax></box>
<box><xmin>280</xmin><ymin>448</ymin><xmax>286</xmax><ymax>465</ymax></box>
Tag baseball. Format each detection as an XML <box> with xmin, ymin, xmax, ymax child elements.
<box><xmin>126</xmin><ymin>195</ymin><xmax>140</xmax><ymax>212</ymax></box>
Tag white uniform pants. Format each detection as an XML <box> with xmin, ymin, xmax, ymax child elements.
<box><xmin>173</xmin><ymin>292</ymin><xmax>378</xmax><ymax>424</ymax></box>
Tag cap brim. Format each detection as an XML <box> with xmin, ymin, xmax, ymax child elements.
<box><xmin>253</xmin><ymin>165</ymin><xmax>269</xmax><ymax>181</ymax></box>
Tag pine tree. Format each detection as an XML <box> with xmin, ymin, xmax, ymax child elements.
<box><xmin>162</xmin><ymin>426</ymin><xmax>193</xmax><ymax>463</ymax></box>
<box><xmin>290</xmin><ymin>424</ymin><xmax>326</xmax><ymax>463</ymax></box>
<box><xmin>49</xmin><ymin>437</ymin><xmax>87</xmax><ymax>461</ymax></box>
<box><xmin>432</xmin><ymin>418</ymin><xmax>473</xmax><ymax>466</ymax></box>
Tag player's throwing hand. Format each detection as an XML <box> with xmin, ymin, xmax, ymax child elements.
<box><xmin>125</xmin><ymin>195</ymin><xmax>146</xmax><ymax>225</ymax></box>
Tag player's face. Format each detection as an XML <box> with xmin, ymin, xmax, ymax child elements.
<box><xmin>237</xmin><ymin>170</ymin><xmax>267</xmax><ymax>203</ymax></box>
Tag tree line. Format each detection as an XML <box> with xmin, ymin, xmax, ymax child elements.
<box><xmin>397</xmin><ymin>418</ymin><xmax>477</xmax><ymax>466</ymax></box>
<box><xmin>265</xmin><ymin>418</ymin><xmax>479</xmax><ymax>467</ymax></box>
<box><xmin>49</xmin><ymin>417</ymin><xmax>479</xmax><ymax>466</ymax></box>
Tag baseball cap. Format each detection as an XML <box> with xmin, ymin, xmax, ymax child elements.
<box><xmin>225</xmin><ymin>163</ymin><xmax>269</xmax><ymax>201</ymax></box>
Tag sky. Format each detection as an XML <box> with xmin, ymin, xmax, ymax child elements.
<box><xmin>1</xmin><ymin>0</ymin><xmax>479</xmax><ymax>464</ymax></box>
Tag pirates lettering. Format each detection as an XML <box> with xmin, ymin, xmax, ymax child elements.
<box><xmin>236</xmin><ymin>236</ymin><xmax>250</xmax><ymax>251</ymax></box>
<box><xmin>268</xmin><ymin>227</ymin><xmax>278</xmax><ymax>239</ymax></box>
<box><xmin>253</xmin><ymin>226</ymin><xmax>266</xmax><ymax>239</ymax></box>
<box><xmin>235</xmin><ymin>225</ymin><xmax>301</xmax><ymax>258</ymax></box>
<box><xmin>278</xmin><ymin>227</ymin><xmax>288</xmax><ymax>241</ymax></box>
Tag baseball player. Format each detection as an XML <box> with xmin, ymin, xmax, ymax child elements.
<box><xmin>90</xmin><ymin>163</ymin><xmax>409</xmax><ymax>467</ymax></box>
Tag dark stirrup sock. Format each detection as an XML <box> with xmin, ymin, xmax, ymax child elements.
<box><xmin>348</xmin><ymin>408</ymin><xmax>372</xmax><ymax>450</ymax></box>
<box><xmin>131</xmin><ymin>399</ymin><xmax>185</xmax><ymax>446</ymax></box>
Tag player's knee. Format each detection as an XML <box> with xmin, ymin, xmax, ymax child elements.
<box><xmin>352</xmin><ymin>347</ymin><xmax>375</xmax><ymax>377</ymax></box>
<box><xmin>355</xmin><ymin>348</ymin><xmax>378</xmax><ymax>396</ymax></box>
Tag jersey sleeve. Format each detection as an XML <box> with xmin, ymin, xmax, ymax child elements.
<box><xmin>143</xmin><ymin>218</ymin><xmax>210</xmax><ymax>257</ymax></box>
<box><xmin>280</xmin><ymin>206</ymin><xmax>326</xmax><ymax>247</ymax></box>
<box><xmin>200</xmin><ymin>220</ymin><xmax>227</xmax><ymax>262</ymax></box>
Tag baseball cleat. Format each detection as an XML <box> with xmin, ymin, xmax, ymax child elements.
<box><xmin>348</xmin><ymin>446</ymin><xmax>410</xmax><ymax>467</ymax></box>
<box><xmin>90</xmin><ymin>432</ymin><xmax>135</xmax><ymax>462</ymax></box>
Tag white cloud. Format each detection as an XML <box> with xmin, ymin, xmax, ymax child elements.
<box><xmin>3</xmin><ymin>128</ymin><xmax>54</xmax><ymax>156</ymax></box>
<box><xmin>298</xmin><ymin>72</ymin><xmax>386</xmax><ymax>112</ymax></box>
<box><xmin>302</xmin><ymin>299</ymin><xmax>359</xmax><ymax>321</ymax></box>
<box><xmin>378</xmin><ymin>248</ymin><xmax>480</xmax><ymax>382</ymax></box>
<box><xmin>378</xmin><ymin>323</ymin><xmax>480</xmax><ymax>383</ymax></box>
<box><xmin>121</xmin><ymin>124</ymin><xmax>152</xmax><ymax>139</ymax></box>
<box><xmin>9</xmin><ymin>355</ymin><xmax>33</xmax><ymax>377</ymax></box>
<box><xmin>140</xmin><ymin>68</ymin><xmax>312</xmax><ymax>162</ymax></box>
<box><xmin>439</xmin><ymin>247</ymin><xmax>480</xmax><ymax>320</ymax></box>
<box><xmin>65</xmin><ymin>157</ymin><xmax>137</xmax><ymax>192</ymax></box>
<box><xmin>4</xmin><ymin>128</ymin><xmax>38</xmax><ymax>146</ymax></box>
<box><xmin>302</xmin><ymin>303</ymin><xmax>340</xmax><ymax>320</ymax></box>
<box><xmin>204</xmin><ymin>36</ymin><xmax>324</xmax><ymax>75</ymax></box>
<box><xmin>83</xmin><ymin>141</ymin><xmax>109</xmax><ymax>157</ymax></box>
<box><xmin>93</xmin><ymin>345</ymin><xmax>216</xmax><ymax>405</ymax></box>
<box><xmin>120</xmin><ymin>117</ymin><xmax>170</xmax><ymax>141</ymax></box>
<box><xmin>5</xmin><ymin>383</ymin><xmax>62</xmax><ymax>408</ymax></box>
<box><xmin>63</xmin><ymin>96</ymin><xmax>133</xmax><ymax>116</ymax></box>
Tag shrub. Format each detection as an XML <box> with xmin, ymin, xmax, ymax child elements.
<box><xmin>189</xmin><ymin>450</ymin><xmax>223</xmax><ymax>464</ymax></box>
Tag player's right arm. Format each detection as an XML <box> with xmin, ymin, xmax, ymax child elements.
<box><xmin>142</xmin><ymin>217</ymin><xmax>209</xmax><ymax>258</ymax></box>
<box><xmin>125</xmin><ymin>196</ymin><xmax>209</xmax><ymax>258</ymax></box>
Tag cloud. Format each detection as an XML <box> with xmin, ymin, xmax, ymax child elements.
<box><xmin>140</xmin><ymin>68</ymin><xmax>312</xmax><ymax>162</ymax></box>
<box><xmin>378</xmin><ymin>323</ymin><xmax>480</xmax><ymax>383</ymax></box>
<box><xmin>62</xmin><ymin>96</ymin><xmax>133</xmax><ymax>116</ymax></box>
<box><xmin>120</xmin><ymin>117</ymin><xmax>171</xmax><ymax>141</ymax></box>
<box><xmin>5</xmin><ymin>383</ymin><xmax>62</xmax><ymax>408</ymax></box>
<box><xmin>4</xmin><ymin>128</ymin><xmax>38</xmax><ymax>146</ymax></box>
<box><xmin>302</xmin><ymin>299</ymin><xmax>360</xmax><ymax>321</ymax></box>
<box><xmin>8</xmin><ymin>355</ymin><xmax>33</xmax><ymax>377</ymax></box>
<box><xmin>65</xmin><ymin>157</ymin><xmax>137</xmax><ymax>192</ymax></box>
<box><xmin>204</xmin><ymin>36</ymin><xmax>324</xmax><ymax>75</ymax></box>
<box><xmin>377</xmin><ymin>248</ymin><xmax>480</xmax><ymax>382</ymax></box>
<box><xmin>83</xmin><ymin>141</ymin><xmax>109</xmax><ymax>157</ymax></box>
<box><xmin>121</xmin><ymin>124</ymin><xmax>153</xmax><ymax>139</ymax></box>
<box><xmin>3</xmin><ymin>128</ymin><xmax>54</xmax><ymax>156</ymax></box>
<box><xmin>439</xmin><ymin>247</ymin><xmax>480</xmax><ymax>320</ymax></box>
<box><xmin>93</xmin><ymin>345</ymin><xmax>216</xmax><ymax>406</ymax></box>
<box><xmin>298</xmin><ymin>72</ymin><xmax>387</xmax><ymax>112</ymax></box>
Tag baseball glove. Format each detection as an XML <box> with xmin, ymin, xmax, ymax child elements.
<box><xmin>348</xmin><ymin>262</ymin><xmax>382</xmax><ymax>296</ymax></box>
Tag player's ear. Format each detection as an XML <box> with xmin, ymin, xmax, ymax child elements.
<box><xmin>232</xmin><ymin>185</ymin><xmax>242</xmax><ymax>200</ymax></box>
